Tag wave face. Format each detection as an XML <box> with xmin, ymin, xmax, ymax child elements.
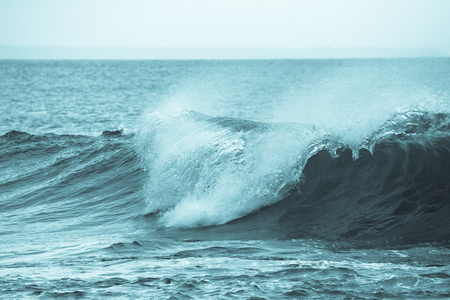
<box><xmin>233</xmin><ymin>132</ymin><xmax>450</xmax><ymax>245</ymax></box>
<box><xmin>135</xmin><ymin>109</ymin><xmax>450</xmax><ymax>245</ymax></box>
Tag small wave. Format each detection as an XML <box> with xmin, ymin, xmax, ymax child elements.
<box><xmin>0</xmin><ymin>130</ymin><xmax>144</xmax><ymax>230</ymax></box>
<box><xmin>1</xmin><ymin>130</ymin><xmax>34</xmax><ymax>141</ymax></box>
<box><xmin>102</xmin><ymin>129</ymin><xmax>125</xmax><ymax>137</ymax></box>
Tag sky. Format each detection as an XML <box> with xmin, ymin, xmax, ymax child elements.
<box><xmin>0</xmin><ymin>0</ymin><xmax>449</xmax><ymax>58</ymax></box>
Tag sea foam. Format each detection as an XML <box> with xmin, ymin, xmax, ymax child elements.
<box><xmin>137</xmin><ymin>110</ymin><xmax>318</xmax><ymax>227</ymax></box>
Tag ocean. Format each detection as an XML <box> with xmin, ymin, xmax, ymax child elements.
<box><xmin>0</xmin><ymin>59</ymin><xmax>449</xmax><ymax>299</ymax></box>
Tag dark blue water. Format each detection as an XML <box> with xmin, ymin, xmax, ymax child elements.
<box><xmin>1</xmin><ymin>59</ymin><xmax>449</xmax><ymax>299</ymax></box>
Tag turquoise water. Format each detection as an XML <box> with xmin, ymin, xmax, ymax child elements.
<box><xmin>1</xmin><ymin>59</ymin><xmax>449</xmax><ymax>298</ymax></box>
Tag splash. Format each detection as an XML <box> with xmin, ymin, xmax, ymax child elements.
<box><xmin>136</xmin><ymin>111</ymin><xmax>319</xmax><ymax>227</ymax></box>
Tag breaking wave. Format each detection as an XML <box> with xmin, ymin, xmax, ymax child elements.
<box><xmin>1</xmin><ymin>109</ymin><xmax>449</xmax><ymax>245</ymax></box>
<box><xmin>136</xmin><ymin>109</ymin><xmax>449</xmax><ymax>245</ymax></box>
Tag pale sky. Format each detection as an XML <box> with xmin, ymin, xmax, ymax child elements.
<box><xmin>0</xmin><ymin>0</ymin><xmax>449</xmax><ymax>58</ymax></box>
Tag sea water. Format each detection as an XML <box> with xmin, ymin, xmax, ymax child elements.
<box><xmin>1</xmin><ymin>59</ymin><xmax>449</xmax><ymax>299</ymax></box>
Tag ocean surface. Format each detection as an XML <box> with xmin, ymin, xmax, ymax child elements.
<box><xmin>1</xmin><ymin>59</ymin><xmax>449</xmax><ymax>299</ymax></box>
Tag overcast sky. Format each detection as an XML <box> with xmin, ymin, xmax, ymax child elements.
<box><xmin>0</xmin><ymin>0</ymin><xmax>449</xmax><ymax>58</ymax></box>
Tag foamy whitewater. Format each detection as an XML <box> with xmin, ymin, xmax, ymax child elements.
<box><xmin>1</xmin><ymin>59</ymin><xmax>449</xmax><ymax>298</ymax></box>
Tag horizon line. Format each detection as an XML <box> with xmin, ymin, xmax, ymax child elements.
<box><xmin>0</xmin><ymin>45</ymin><xmax>448</xmax><ymax>60</ymax></box>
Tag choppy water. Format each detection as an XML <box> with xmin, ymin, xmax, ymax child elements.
<box><xmin>1</xmin><ymin>59</ymin><xmax>449</xmax><ymax>299</ymax></box>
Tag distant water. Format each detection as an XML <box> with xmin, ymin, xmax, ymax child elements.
<box><xmin>1</xmin><ymin>59</ymin><xmax>449</xmax><ymax>299</ymax></box>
